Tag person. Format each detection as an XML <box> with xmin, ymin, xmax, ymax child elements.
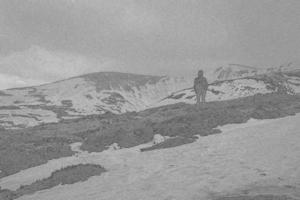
<box><xmin>194</xmin><ymin>70</ymin><xmax>208</xmax><ymax>106</ymax></box>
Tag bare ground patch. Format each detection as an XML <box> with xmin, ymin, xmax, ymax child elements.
<box><xmin>0</xmin><ymin>93</ymin><xmax>300</xmax><ymax>179</ymax></box>
<box><xmin>0</xmin><ymin>164</ymin><xmax>106</xmax><ymax>200</ymax></box>
<box><xmin>0</xmin><ymin>134</ymin><xmax>75</xmax><ymax>178</ymax></box>
<box><xmin>82</xmin><ymin>93</ymin><xmax>300</xmax><ymax>152</ymax></box>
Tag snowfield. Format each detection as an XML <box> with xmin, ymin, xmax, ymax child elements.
<box><xmin>0</xmin><ymin>73</ymin><xmax>190</xmax><ymax>129</ymax></box>
<box><xmin>157</xmin><ymin>78</ymin><xmax>273</xmax><ymax>107</ymax></box>
<box><xmin>0</xmin><ymin>67</ymin><xmax>299</xmax><ymax>130</ymax></box>
<box><xmin>1</xmin><ymin>114</ymin><xmax>299</xmax><ymax>200</ymax></box>
<box><xmin>0</xmin><ymin>68</ymin><xmax>299</xmax><ymax>129</ymax></box>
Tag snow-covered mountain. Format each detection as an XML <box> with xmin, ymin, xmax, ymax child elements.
<box><xmin>212</xmin><ymin>63</ymin><xmax>298</xmax><ymax>81</ymax></box>
<box><xmin>213</xmin><ymin>64</ymin><xmax>260</xmax><ymax>80</ymax></box>
<box><xmin>0</xmin><ymin>66</ymin><xmax>299</xmax><ymax>129</ymax></box>
<box><xmin>158</xmin><ymin>68</ymin><xmax>300</xmax><ymax>106</ymax></box>
<box><xmin>0</xmin><ymin>72</ymin><xmax>189</xmax><ymax>129</ymax></box>
<box><xmin>1</xmin><ymin>76</ymin><xmax>300</xmax><ymax>200</ymax></box>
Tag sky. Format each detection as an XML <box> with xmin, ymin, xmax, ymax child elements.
<box><xmin>0</xmin><ymin>0</ymin><xmax>299</xmax><ymax>89</ymax></box>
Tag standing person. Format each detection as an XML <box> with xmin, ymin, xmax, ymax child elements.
<box><xmin>194</xmin><ymin>70</ymin><xmax>208</xmax><ymax>107</ymax></box>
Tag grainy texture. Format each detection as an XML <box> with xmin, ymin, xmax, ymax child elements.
<box><xmin>0</xmin><ymin>164</ymin><xmax>106</xmax><ymax>200</ymax></box>
<box><xmin>0</xmin><ymin>93</ymin><xmax>299</xmax><ymax>179</ymax></box>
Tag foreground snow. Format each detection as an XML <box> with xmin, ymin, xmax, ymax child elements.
<box><xmin>1</xmin><ymin>114</ymin><xmax>300</xmax><ymax>199</ymax></box>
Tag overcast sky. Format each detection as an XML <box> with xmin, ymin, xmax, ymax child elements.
<box><xmin>0</xmin><ymin>0</ymin><xmax>299</xmax><ymax>89</ymax></box>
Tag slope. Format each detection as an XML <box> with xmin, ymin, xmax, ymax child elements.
<box><xmin>0</xmin><ymin>72</ymin><xmax>189</xmax><ymax>129</ymax></box>
<box><xmin>0</xmin><ymin>67</ymin><xmax>299</xmax><ymax>130</ymax></box>
<box><xmin>159</xmin><ymin>69</ymin><xmax>300</xmax><ymax>106</ymax></box>
<box><xmin>3</xmin><ymin>106</ymin><xmax>300</xmax><ymax>200</ymax></box>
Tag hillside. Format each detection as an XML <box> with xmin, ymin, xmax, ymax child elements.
<box><xmin>0</xmin><ymin>93</ymin><xmax>300</xmax><ymax>200</ymax></box>
<box><xmin>212</xmin><ymin>63</ymin><xmax>298</xmax><ymax>80</ymax></box>
<box><xmin>159</xmin><ymin>68</ymin><xmax>300</xmax><ymax>106</ymax></box>
<box><xmin>0</xmin><ymin>67</ymin><xmax>299</xmax><ymax>129</ymax></box>
<box><xmin>17</xmin><ymin>114</ymin><xmax>300</xmax><ymax>200</ymax></box>
<box><xmin>213</xmin><ymin>64</ymin><xmax>260</xmax><ymax>80</ymax></box>
<box><xmin>0</xmin><ymin>72</ymin><xmax>189</xmax><ymax>129</ymax></box>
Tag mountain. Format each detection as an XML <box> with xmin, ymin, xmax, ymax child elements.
<box><xmin>212</xmin><ymin>63</ymin><xmax>299</xmax><ymax>81</ymax></box>
<box><xmin>213</xmin><ymin>64</ymin><xmax>260</xmax><ymax>80</ymax></box>
<box><xmin>158</xmin><ymin>68</ymin><xmax>300</xmax><ymax>106</ymax></box>
<box><xmin>1</xmin><ymin>71</ymin><xmax>300</xmax><ymax>199</ymax></box>
<box><xmin>0</xmin><ymin>66</ymin><xmax>299</xmax><ymax>130</ymax></box>
<box><xmin>0</xmin><ymin>72</ymin><xmax>189</xmax><ymax>129</ymax></box>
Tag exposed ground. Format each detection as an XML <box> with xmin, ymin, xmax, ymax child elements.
<box><xmin>0</xmin><ymin>93</ymin><xmax>300</xmax><ymax>179</ymax></box>
<box><xmin>81</xmin><ymin>93</ymin><xmax>300</xmax><ymax>152</ymax></box>
<box><xmin>0</xmin><ymin>164</ymin><xmax>106</xmax><ymax>200</ymax></box>
<box><xmin>0</xmin><ymin>93</ymin><xmax>299</xmax><ymax>199</ymax></box>
<box><xmin>6</xmin><ymin>112</ymin><xmax>300</xmax><ymax>200</ymax></box>
<box><xmin>0</xmin><ymin>69</ymin><xmax>299</xmax><ymax>130</ymax></box>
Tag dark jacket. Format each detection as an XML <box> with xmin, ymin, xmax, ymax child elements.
<box><xmin>194</xmin><ymin>76</ymin><xmax>208</xmax><ymax>93</ymax></box>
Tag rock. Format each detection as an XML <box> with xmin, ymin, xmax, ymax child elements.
<box><xmin>153</xmin><ymin>134</ymin><xmax>166</xmax><ymax>144</ymax></box>
<box><xmin>108</xmin><ymin>143</ymin><xmax>120</xmax><ymax>150</ymax></box>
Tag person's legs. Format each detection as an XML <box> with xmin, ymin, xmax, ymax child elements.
<box><xmin>201</xmin><ymin>90</ymin><xmax>207</xmax><ymax>103</ymax></box>
<box><xmin>196</xmin><ymin>92</ymin><xmax>200</xmax><ymax>108</ymax></box>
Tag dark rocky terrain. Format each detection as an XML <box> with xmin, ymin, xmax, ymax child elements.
<box><xmin>0</xmin><ymin>164</ymin><xmax>106</xmax><ymax>200</ymax></box>
<box><xmin>0</xmin><ymin>93</ymin><xmax>299</xmax><ymax>179</ymax></box>
<box><xmin>0</xmin><ymin>93</ymin><xmax>299</xmax><ymax>200</ymax></box>
<box><xmin>0</xmin><ymin>67</ymin><xmax>299</xmax><ymax>130</ymax></box>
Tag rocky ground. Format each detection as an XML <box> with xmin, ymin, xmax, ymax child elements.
<box><xmin>0</xmin><ymin>164</ymin><xmax>106</xmax><ymax>200</ymax></box>
<box><xmin>4</xmin><ymin>111</ymin><xmax>300</xmax><ymax>200</ymax></box>
<box><xmin>0</xmin><ymin>93</ymin><xmax>299</xmax><ymax>177</ymax></box>
<box><xmin>0</xmin><ymin>93</ymin><xmax>300</xmax><ymax>199</ymax></box>
<box><xmin>0</xmin><ymin>68</ymin><xmax>299</xmax><ymax>130</ymax></box>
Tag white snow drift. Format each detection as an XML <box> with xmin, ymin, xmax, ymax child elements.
<box><xmin>0</xmin><ymin>114</ymin><xmax>299</xmax><ymax>200</ymax></box>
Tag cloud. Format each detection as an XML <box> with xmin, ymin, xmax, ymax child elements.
<box><xmin>0</xmin><ymin>73</ymin><xmax>44</xmax><ymax>90</ymax></box>
<box><xmin>0</xmin><ymin>0</ymin><xmax>299</xmax><ymax>82</ymax></box>
<box><xmin>0</xmin><ymin>0</ymin><xmax>229</xmax><ymax>58</ymax></box>
<box><xmin>0</xmin><ymin>46</ymin><xmax>118</xmax><ymax>84</ymax></box>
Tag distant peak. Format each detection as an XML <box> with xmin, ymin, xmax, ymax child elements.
<box><xmin>228</xmin><ymin>63</ymin><xmax>258</xmax><ymax>70</ymax></box>
<box><xmin>213</xmin><ymin>64</ymin><xmax>259</xmax><ymax>80</ymax></box>
<box><xmin>77</xmin><ymin>71</ymin><xmax>166</xmax><ymax>79</ymax></box>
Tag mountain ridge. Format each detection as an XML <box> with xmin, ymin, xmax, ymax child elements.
<box><xmin>0</xmin><ymin>71</ymin><xmax>189</xmax><ymax>129</ymax></box>
<box><xmin>0</xmin><ymin>66</ymin><xmax>299</xmax><ymax>129</ymax></box>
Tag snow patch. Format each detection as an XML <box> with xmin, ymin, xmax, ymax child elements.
<box><xmin>152</xmin><ymin>134</ymin><xmax>168</xmax><ymax>145</ymax></box>
<box><xmin>1</xmin><ymin>114</ymin><xmax>300</xmax><ymax>200</ymax></box>
<box><xmin>108</xmin><ymin>143</ymin><xmax>120</xmax><ymax>151</ymax></box>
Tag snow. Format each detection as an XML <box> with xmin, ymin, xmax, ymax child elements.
<box><xmin>152</xmin><ymin>134</ymin><xmax>167</xmax><ymax>144</ymax></box>
<box><xmin>70</xmin><ymin>142</ymin><xmax>85</xmax><ymax>154</ymax></box>
<box><xmin>157</xmin><ymin>79</ymin><xmax>272</xmax><ymax>106</ymax></box>
<box><xmin>0</xmin><ymin>74</ymin><xmax>191</xmax><ymax>129</ymax></box>
<box><xmin>208</xmin><ymin>79</ymin><xmax>270</xmax><ymax>100</ymax></box>
<box><xmin>35</xmin><ymin>76</ymin><xmax>190</xmax><ymax>115</ymax></box>
<box><xmin>213</xmin><ymin>64</ymin><xmax>260</xmax><ymax>80</ymax></box>
<box><xmin>0</xmin><ymin>114</ymin><xmax>298</xmax><ymax>199</ymax></box>
<box><xmin>0</xmin><ymin>108</ymin><xmax>58</xmax><ymax>128</ymax></box>
<box><xmin>107</xmin><ymin>143</ymin><xmax>120</xmax><ymax>151</ymax></box>
<box><xmin>288</xmin><ymin>77</ymin><xmax>300</xmax><ymax>93</ymax></box>
<box><xmin>0</xmin><ymin>70</ymin><xmax>299</xmax><ymax>129</ymax></box>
